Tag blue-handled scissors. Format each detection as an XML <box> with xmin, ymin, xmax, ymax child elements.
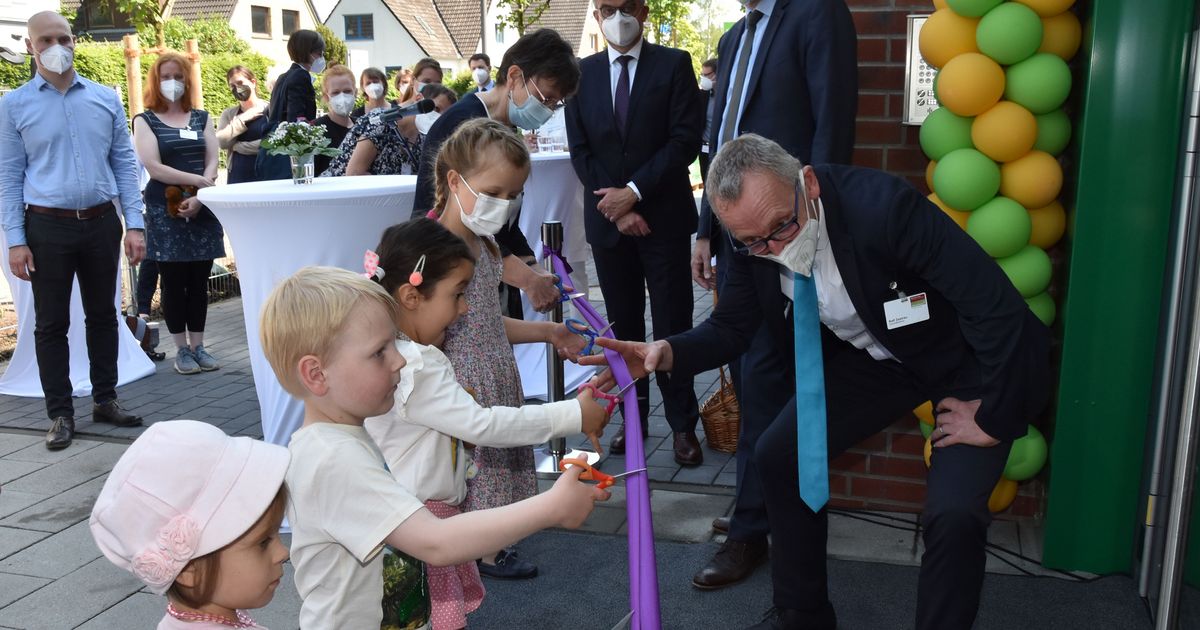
<box><xmin>565</xmin><ymin>319</ymin><xmax>614</xmax><ymax>356</ymax></box>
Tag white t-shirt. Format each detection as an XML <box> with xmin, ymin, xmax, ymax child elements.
<box><xmin>285</xmin><ymin>423</ymin><xmax>424</xmax><ymax>629</ymax></box>
<box><xmin>365</xmin><ymin>339</ymin><xmax>581</xmax><ymax>505</ymax></box>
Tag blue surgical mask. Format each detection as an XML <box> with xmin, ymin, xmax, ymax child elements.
<box><xmin>507</xmin><ymin>75</ymin><xmax>554</xmax><ymax>130</ymax></box>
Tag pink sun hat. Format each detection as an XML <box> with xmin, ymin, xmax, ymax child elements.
<box><xmin>89</xmin><ymin>421</ymin><xmax>290</xmax><ymax>594</ymax></box>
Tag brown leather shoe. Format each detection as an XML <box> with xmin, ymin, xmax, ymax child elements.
<box><xmin>673</xmin><ymin>431</ymin><xmax>703</xmax><ymax>466</ymax></box>
<box><xmin>45</xmin><ymin>417</ymin><xmax>75</xmax><ymax>450</ymax></box>
<box><xmin>712</xmin><ymin>516</ymin><xmax>730</xmax><ymax>534</ymax></box>
<box><xmin>609</xmin><ymin>419</ymin><xmax>649</xmax><ymax>455</ymax></box>
<box><xmin>691</xmin><ymin>538</ymin><xmax>768</xmax><ymax>590</ymax></box>
<box><xmin>92</xmin><ymin>401</ymin><xmax>142</xmax><ymax>427</ymax></box>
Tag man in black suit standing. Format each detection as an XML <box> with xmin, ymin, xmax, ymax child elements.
<box><xmin>593</xmin><ymin>134</ymin><xmax>1051</xmax><ymax>629</ymax></box>
<box><xmin>565</xmin><ymin>0</ymin><xmax>705</xmax><ymax>465</ymax></box>
<box><xmin>689</xmin><ymin>0</ymin><xmax>858</xmax><ymax>591</ymax></box>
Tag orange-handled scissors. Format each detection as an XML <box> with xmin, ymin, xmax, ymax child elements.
<box><xmin>560</xmin><ymin>458</ymin><xmax>647</xmax><ymax>490</ymax></box>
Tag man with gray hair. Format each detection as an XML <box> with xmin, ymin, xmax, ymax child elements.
<box><xmin>588</xmin><ymin>134</ymin><xmax>1051</xmax><ymax>629</ymax></box>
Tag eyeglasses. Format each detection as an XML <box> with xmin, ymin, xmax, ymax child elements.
<box><xmin>525</xmin><ymin>76</ymin><xmax>565</xmax><ymax>111</ymax></box>
<box><xmin>598</xmin><ymin>3</ymin><xmax>638</xmax><ymax>19</ymax></box>
<box><xmin>729</xmin><ymin>181</ymin><xmax>805</xmax><ymax>256</ymax></box>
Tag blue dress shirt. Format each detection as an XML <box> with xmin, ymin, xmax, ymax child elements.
<box><xmin>0</xmin><ymin>72</ymin><xmax>145</xmax><ymax>247</ymax></box>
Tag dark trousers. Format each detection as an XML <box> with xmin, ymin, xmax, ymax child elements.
<box><xmin>755</xmin><ymin>330</ymin><xmax>1012</xmax><ymax>629</ymax></box>
<box><xmin>136</xmin><ymin>259</ymin><xmax>158</xmax><ymax>315</ymax></box>
<box><xmin>25</xmin><ymin>210</ymin><xmax>123</xmax><ymax>419</ymax></box>
<box><xmin>592</xmin><ymin>230</ymin><xmax>699</xmax><ymax>432</ymax></box>
<box><xmin>157</xmin><ymin>260</ymin><xmax>212</xmax><ymax>335</ymax></box>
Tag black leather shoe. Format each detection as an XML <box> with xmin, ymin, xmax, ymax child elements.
<box><xmin>92</xmin><ymin>401</ymin><xmax>143</xmax><ymax>427</ymax></box>
<box><xmin>477</xmin><ymin>548</ymin><xmax>537</xmax><ymax>580</ymax></box>
<box><xmin>712</xmin><ymin>516</ymin><xmax>731</xmax><ymax>534</ymax></box>
<box><xmin>673</xmin><ymin>431</ymin><xmax>703</xmax><ymax>466</ymax></box>
<box><xmin>609</xmin><ymin>419</ymin><xmax>649</xmax><ymax>455</ymax></box>
<box><xmin>45</xmin><ymin>417</ymin><xmax>74</xmax><ymax>450</ymax></box>
<box><xmin>745</xmin><ymin>604</ymin><xmax>837</xmax><ymax>630</ymax></box>
<box><xmin>692</xmin><ymin>538</ymin><xmax>768</xmax><ymax>590</ymax></box>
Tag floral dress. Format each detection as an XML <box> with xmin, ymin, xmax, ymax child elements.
<box><xmin>443</xmin><ymin>238</ymin><xmax>537</xmax><ymax>513</ymax></box>
<box><xmin>319</xmin><ymin>109</ymin><xmax>422</xmax><ymax>177</ymax></box>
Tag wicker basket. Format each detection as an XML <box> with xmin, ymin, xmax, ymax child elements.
<box><xmin>700</xmin><ymin>364</ymin><xmax>741</xmax><ymax>453</ymax></box>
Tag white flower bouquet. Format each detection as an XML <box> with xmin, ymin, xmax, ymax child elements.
<box><xmin>261</xmin><ymin>121</ymin><xmax>340</xmax><ymax>158</ymax></box>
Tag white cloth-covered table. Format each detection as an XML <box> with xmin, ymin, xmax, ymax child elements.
<box><xmin>515</xmin><ymin>151</ymin><xmax>594</xmax><ymax>399</ymax></box>
<box><xmin>0</xmin><ymin>231</ymin><xmax>155</xmax><ymax>398</ymax></box>
<box><xmin>199</xmin><ymin>176</ymin><xmax>415</xmax><ymax>445</ymax></box>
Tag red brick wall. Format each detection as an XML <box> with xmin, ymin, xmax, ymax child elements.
<box><xmin>828</xmin><ymin>0</ymin><xmax>1045</xmax><ymax>519</ymax></box>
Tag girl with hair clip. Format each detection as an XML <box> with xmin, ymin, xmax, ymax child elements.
<box><xmin>362</xmin><ymin>218</ymin><xmax>611</xmax><ymax>629</ymax></box>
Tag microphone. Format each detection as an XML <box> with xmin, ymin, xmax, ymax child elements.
<box><xmin>377</xmin><ymin>99</ymin><xmax>436</xmax><ymax>123</ymax></box>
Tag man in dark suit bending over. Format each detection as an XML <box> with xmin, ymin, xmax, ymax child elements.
<box><xmin>590</xmin><ymin>135</ymin><xmax>1051</xmax><ymax>629</ymax></box>
<box><xmin>565</xmin><ymin>0</ymin><xmax>705</xmax><ymax>465</ymax></box>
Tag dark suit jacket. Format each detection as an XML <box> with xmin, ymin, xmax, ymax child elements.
<box><xmin>565</xmin><ymin>42</ymin><xmax>704</xmax><ymax>249</ymax></box>
<box><xmin>698</xmin><ymin>0</ymin><xmax>857</xmax><ymax>241</ymax></box>
<box><xmin>670</xmin><ymin>165</ymin><xmax>1051</xmax><ymax>442</ymax></box>
<box><xmin>267</xmin><ymin>63</ymin><xmax>317</xmax><ymax>124</ymax></box>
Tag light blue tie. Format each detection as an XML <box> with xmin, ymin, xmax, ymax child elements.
<box><xmin>793</xmin><ymin>272</ymin><xmax>829</xmax><ymax>512</ymax></box>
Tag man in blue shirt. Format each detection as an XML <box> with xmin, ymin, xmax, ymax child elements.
<box><xmin>0</xmin><ymin>11</ymin><xmax>147</xmax><ymax>450</ymax></box>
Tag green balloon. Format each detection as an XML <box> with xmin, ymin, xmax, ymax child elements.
<box><xmin>920</xmin><ymin>421</ymin><xmax>934</xmax><ymax>439</ymax></box>
<box><xmin>1004</xmin><ymin>425</ymin><xmax>1048</xmax><ymax>481</ymax></box>
<box><xmin>1005</xmin><ymin>53</ymin><xmax>1072</xmax><ymax>114</ymax></box>
<box><xmin>967</xmin><ymin>196</ymin><xmax>1032</xmax><ymax>258</ymax></box>
<box><xmin>932</xmin><ymin>148</ymin><xmax>1001</xmax><ymax>211</ymax></box>
<box><xmin>977</xmin><ymin>3</ymin><xmax>1043</xmax><ymax>65</ymax></box>
<box><xmin>1034</xmin><ymin>109</ymin><xmax>1072</xmax><ymax>155</ymax></box>
<box><xmin>946</xmin><ymin>0</ymin><xmax>1003</xmax><ymax>18</ymax></box>
<box><xmin>997</xmin><ymin>245</ymin><xmax>1052</xmax><ymax>298</ymax></box>
<box><xmin>1026</xmin><ymin>292</ymin><xmax>1056</xmax><ymax>326</ymax></box>
<box><xmin>920</xmin><ymin>108</ymin><xmax>975</xmax><ymax>161</ymax></box>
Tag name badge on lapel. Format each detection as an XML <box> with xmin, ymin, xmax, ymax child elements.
<box><xmin>884</xmin><ymin>292</ymin><xmax>930</xmax><ymax>330</ymax></box>
<box><xmin>179</xmin><ymin>128</ymin><xmax>198</xmax><ymax>140</ymax></box>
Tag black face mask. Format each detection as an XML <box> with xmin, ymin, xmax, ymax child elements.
<box><xmin>231</xmin><ymin>84</ymin><xmax>252</xmax><ymax>101</ymax></box>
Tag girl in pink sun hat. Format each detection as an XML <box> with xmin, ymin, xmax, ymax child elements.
<box><xmin>89</xmin><ymin>420</ymin><xmax>290</xmax><ymax>629</ymax></box>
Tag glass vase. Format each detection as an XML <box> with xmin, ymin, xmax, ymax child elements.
<box><xmin>289</xmin><ymin>153</ymin><xmax>315</xmax><ymax>184</ymax></box>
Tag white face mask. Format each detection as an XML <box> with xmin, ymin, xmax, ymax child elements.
<box><xmin>38</xmin><ymin>43</ymin><xmax>73</xmax><ymax>74</ymax></box>
<box><xmin>699</xmin><ymin>76</ymin><xmax>714</xmax><ymax>91</ymax></box>
<box><xmin>310</xmin><ymin>56</ymin><xmax>327</xmax><ymax>74</ymax></box>
<box><xmin>602</xmin><ymin>12</ymin><xmax>642</xmax><ymax>48</ymax></box>
<box><xmin>364</xmin><ymin>82</ymin><xmax>385</xmax><ymax>99</ymax></box>
<box><xmin>455</xmin><ymin>175</ymin><xmax>513</xmax><ymax>236</ymax></box>
<box><xmin>758</xmin><ymin>179</ymin><xmax>820</xmax><ymax>277</ymax></box>
<box><xmin>328</xmin><ymin>92</ymin><xmax>356</xmax><ymax>116</ymax></box>
<box><xmin>160</xmin><ymin>79</ymin><xmax>185</xmax><ymax>103</ymax></box>
<box><xmin>472</xmin><ymin>68</ymin><xmax>490</xmax><ymax>85</ymax></box>
<box><xmin>415</xmin><ymin>81</ymin><xmax>430</xmax><ymax>93</ymax></box>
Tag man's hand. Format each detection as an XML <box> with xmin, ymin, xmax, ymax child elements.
<box><xmin>124</xmin><ymin>230</ymin><xmax>146</xmax><ymax>266</ymax></box>
<box><xmin>579</xmin><ymin>337</ymin><xmax>672</xmax><ymax>380</ymax></box>
<box><xmin>594</xmin><ymin>186</ymin><xmax>637</xmax><ymax>222</ymax></box>
<box><xmin>177</xmin><ymin>197</ymin><xmax>202</xmax><ymax>219</ymax></box>
<box><xmin>8</xmin><ymin>246</ymin><xmax>34</xmax><ymax>281</ymax></box>
<box><xmin>616</xmin><ymin>213</ymin><xmax>650</xmax><ymax>237</ymax></box>
<box><xmin>691</xmin><ymin>237</ymin><xmax>714</xmax><ymax>290</ymax></box>
<box><xmin>524</xmin><ymin>271</ymin><xmax>560</xmax><ymax>313</ymax></box>
<box><xmin>931</xmin><ymin>398</ymin><xmax>999</xmax><ymax>448</ymax></box>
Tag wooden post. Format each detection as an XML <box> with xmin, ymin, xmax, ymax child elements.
<box><xmin>185</xmin><ymin>39</ymin><xmax>203</xmax><ymax>111</ymax></box>
<box><xmin>123</xmin><ymin>34</ymin><xmax>143</xmax><ymax>115</ymax></box>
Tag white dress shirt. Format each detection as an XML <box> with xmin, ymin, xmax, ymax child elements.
<box><xmin>779</xmin><ymin>201</ymin><xmax>897</xmax><ymax>362</ymax></box>
<box><xmin>607</xmin><ymin>38</ymin><xmax>645</xmax><ymax>200</ymax></box>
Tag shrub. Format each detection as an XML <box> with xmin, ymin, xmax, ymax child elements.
<box><xmin>443</xmin><ymin>68</ymin><xmax>475</xmax><ymax>98</ymax></box>
<box><xmin>315</xmin><ymin>24</ymin><xmax>347</xmax><ymax>68</ymax></box>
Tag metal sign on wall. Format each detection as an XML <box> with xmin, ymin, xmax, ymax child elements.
<box><xmin>903</xmin><ymin>15</ymin><xmax>938</xmax><ymax>126</ymax></box>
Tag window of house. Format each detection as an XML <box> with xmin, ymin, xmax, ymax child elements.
<box><xmin>415</xmin><ymin>16</ymin><xmax>434</xmax><ymax>36</ymax></box>
<box><xmin>495</xmin><ymin>24</ymin><xmax>504</xmax><ymax>44</ymax></box>
<box><xmin>251</xmin><ymin>6</ymin><xmax>271</xmax><ymax>36</ymax></box>
<box><xmin>282</xmin><ymin>10</ymin><xmax>300</xmax><ymax>36</ymax></box>
<box><xmin>344</xmin><ymin>14</ymin><xmax>374</xmax><ymax>40</ymax></box>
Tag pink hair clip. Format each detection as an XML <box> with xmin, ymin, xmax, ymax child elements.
<box><xmin>409</xmin><ymin>254</ymin><xmax>427</xmax><ymax>287</ymax></box>
<box><xmin>363</xmin><ymin>250</ymin><xmax>385</xmax><ymax>281</ymax></box>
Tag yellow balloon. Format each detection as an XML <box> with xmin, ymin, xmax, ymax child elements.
<box><xmin>989</xmin><ymin>478</ymin><xmax>1019</xmax><ymax>513</ymax></box>
<box><xmin>972</xmin><ymin>101</ymin><xmax>1038</xmax><ymax>163</ymax></box>
<box><xmin>924</xmin><ymin>437</ymin><xmax>933</xmax><ymax>468</ymax></box>
<box><xmin>929</xmin><ymin>193</ymin><xmax>971</xmax><ymax>230</ymax></box>
<box><xmin>1000</xmin><ymin>151</ymin><xmax>1063</xmax><ymax>209</ymax></box>
<box><xmin>933</xmin><ymin>0</ymin><xmax>948</xmax><ymax>8</ymax></box>
<box><xmin>1029</xmin><ymin>200</ymin><xmax>1067</xmax><ymax>249</ymax></box>
<box><xmin>915</xmin><ymin>400</ymin><xmax>935</xmax><ymax>426</ymax></box>
<box><xmin>926</xmin><ymin>160</ymin><xmax>938</xmax><ymax>191</ymax></box>
<box><xmin>1013</xmin><ymin>0</ymin><xmax>1075</xmax><ymax>18</ymax></box>
<box><xmin>919</xmin><ymin>9</ymin><xmax>981</xmax><ymax>69</ymax></box>
<box><xmin>1039</xmin><ymin>11</ymin><xmax>1082</xmax><ymax>60</ymax></box>
<box><xmin>936</xmin><ymin>53</ymin><xmax>1006</xmax><ymax>117</ymax></box>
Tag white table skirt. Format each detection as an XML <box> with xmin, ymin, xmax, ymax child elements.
<box><xmin>515</xmin><ymin>151</ymin><xmax>595</xmax><ymax>399</ymax></box>
<box><xmin>0</xmin><ymin>230</ymin><xmax>155</xmax><ymax>398</ymax></box>
<box><xmin>200</xmin><ymin>175</ymin><xmax>416</xmax><ymax>445</ymax></box>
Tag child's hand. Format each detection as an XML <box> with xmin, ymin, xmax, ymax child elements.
<box><xmin>550</xmin><ymin>322</ymin><xmax>587</xmax><ymax>361</ymax></box>
<box><xmin>551</xmin><ymin>464</ymin><xmax>610</xmax><ymax>529</ymax></box>
<box><xmin>577</xmin><ymin>388</ymin><xmax>608</xmax><ymax>455</ymax></box>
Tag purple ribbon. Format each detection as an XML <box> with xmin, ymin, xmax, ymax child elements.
<box><xmin>546</xmin><ymin>248</ymin><xmax>660</xmax><ymax>630</ymax></box>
